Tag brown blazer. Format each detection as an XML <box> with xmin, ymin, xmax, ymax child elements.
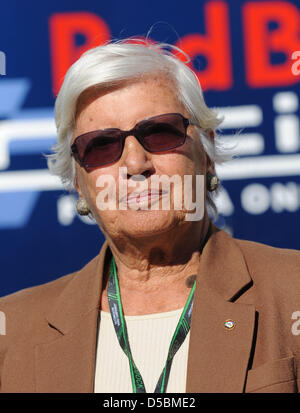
<box><xmin>1</xmin><ymin>225</ymin><xmax>300</xmax><ymax>393</ymax></box>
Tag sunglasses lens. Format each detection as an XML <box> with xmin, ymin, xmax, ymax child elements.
<box><xmin>83</xmin><ymin>135</ymin><xmax>122</xmax><ymax>167</ymax></box>
<box><xmin>141</xmin><ymin>114</ymin><xmax>186</xmax><ymax>152</ymax></box>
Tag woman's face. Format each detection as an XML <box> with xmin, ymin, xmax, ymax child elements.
<box><xmin>73</xmin><ymin>75</ymin><xmax>212</xmax><ymax>240</ymax></box>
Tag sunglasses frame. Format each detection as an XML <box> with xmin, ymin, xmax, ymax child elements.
<box><xmin>71</xmin><ymin>112</ymin><xmax>196</xmax><ymax>171</ymax></box>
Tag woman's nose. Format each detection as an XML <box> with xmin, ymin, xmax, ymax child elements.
<box><xmin>120</xmin><ymin>135</ymin><xmax>154</xmax><ymax>177</ymax></box>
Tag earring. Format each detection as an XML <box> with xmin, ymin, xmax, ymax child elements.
<box><xmin>76</xmin><ymin>198</ymin><xmax>90</xmax><ymax>216</ymax></box>
<box><xmin>207</xmin><ymin>172</ymin><xmax>220</xmax><ymax>192</ymax></box>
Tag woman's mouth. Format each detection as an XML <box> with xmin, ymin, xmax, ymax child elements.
<box><xmin>122</xmin><ymin>190</ymin><xmax>168</xmax><ymax>207</ymax></box>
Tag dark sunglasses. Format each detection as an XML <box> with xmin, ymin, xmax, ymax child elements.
<box><xmin>71</xmin><ymin>112</ymin><xmax>196</xmax><ymax>171</ymax></box>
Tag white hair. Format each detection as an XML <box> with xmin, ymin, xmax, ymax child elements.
<box><xmin>47</xmin><ymin>38</ymin><xmax>233</xmax><ymax>216</ymax></box>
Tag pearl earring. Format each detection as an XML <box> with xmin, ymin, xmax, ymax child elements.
<box><xmin>207</xmin><ymin>173</ymin><xmax>220</xmax><ymax>192</ymax></box>
<box><xmin>76</xmin><ymin>198</ymin><xmax>90</xmax><ymax>216</ymax></box>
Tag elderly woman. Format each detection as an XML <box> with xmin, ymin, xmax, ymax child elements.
<box><xmin>0</xmin><ymin>39</ymin><xmax>300</xmax><ymax>394</ymax></box>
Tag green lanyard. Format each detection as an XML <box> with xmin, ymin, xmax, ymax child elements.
<box><xmin>107</xmin><ymin>256</ymin><xmax>196</xmax><ymax>393</ymax></box>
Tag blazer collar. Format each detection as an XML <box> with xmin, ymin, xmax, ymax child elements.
<box><xmin>185</xmin><ymin>224</ymin><xmax>256</xmax><ymax>392</ymax></box>
<box><xmin>198</xmin><ymin>224</ymin><xmax>252</xmax><ymax>301</ymax></box>
<box><xmin>35</xmin><ymin>242</ymin><xmax>111</xmax><ymax>393</ymax></box>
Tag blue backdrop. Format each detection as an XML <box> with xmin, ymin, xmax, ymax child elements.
<box><xmin>0</xmin><ymin>0</ymin><xmax>299</xmax><ymax>297</ymax></box>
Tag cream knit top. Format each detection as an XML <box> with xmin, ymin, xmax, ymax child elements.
<box><xmin>94</xmin><ymin>308</ymin><xmax>190</xmax><ymax>393</ymax></box>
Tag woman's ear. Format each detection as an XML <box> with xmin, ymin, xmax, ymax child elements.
<box><xmin>74</xmin><ymin>169</ymin><xmax>84</xmax><ymax>199</ymax></box>
<box><xmin>206</xmin><ymin>155</ymin><xmax>216</xmax><ymax>176</ymax></box>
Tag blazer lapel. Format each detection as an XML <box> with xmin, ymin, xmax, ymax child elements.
<box><xmin>35</xmin><ymin>242</ymin><xmax>111</xmax><ymax>393</ymax></box>
<box><xmin>186</xmin><ymin>228</ymin><xmax>256</xmax><ymax>392</ymax></box>
<box><xmin>35</xmin><ymin>308</ymin><xmax>100</xmax><ymax>392</ymax></box>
